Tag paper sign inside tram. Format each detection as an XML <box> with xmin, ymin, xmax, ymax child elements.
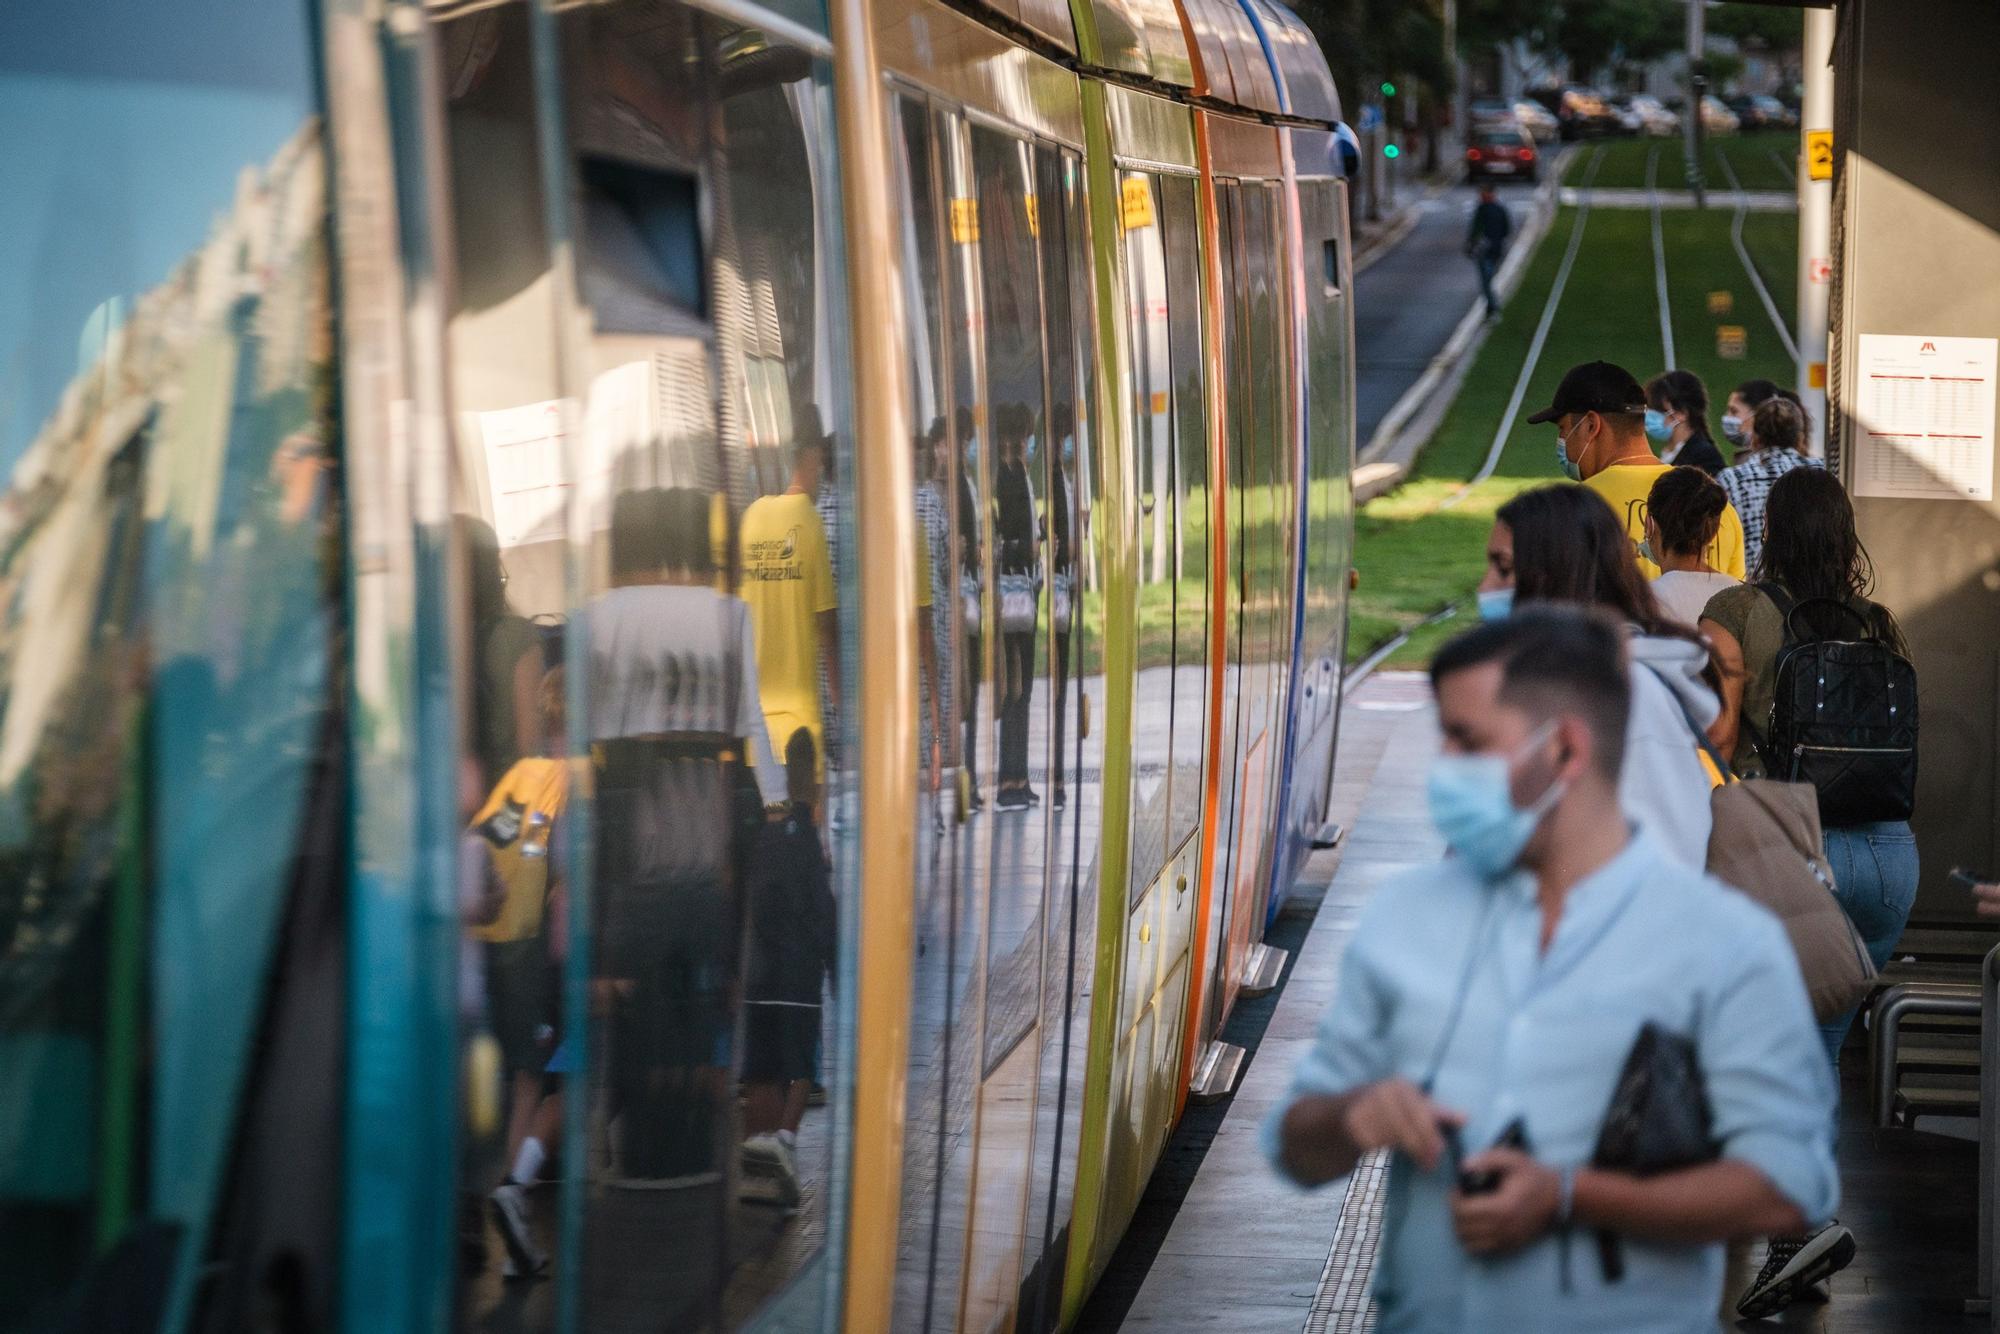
<box><xmin>1853</xmin><ymin>334</ymin><xmax>1996</xmax><ymax>502</ymax></box>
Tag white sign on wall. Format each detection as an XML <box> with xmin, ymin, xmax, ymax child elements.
<box><xmin>1852</xmin><ymin>334</ymin><xmax>1996</xmax><ymax>502</ymax></box>
<box><xmin>479</xmin><ymin>399</ymin><xmax>569</xmax><ymax>547</ymax></box>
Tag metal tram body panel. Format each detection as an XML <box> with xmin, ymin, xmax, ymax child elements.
<box><xmin>0</xmin><ymin>0</ymin><xmax>1350</xmax><ymax>1329</ymax></box>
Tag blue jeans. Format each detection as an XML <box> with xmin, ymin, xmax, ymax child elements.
<box><xmin>1817</xmin><ymin>820</ymin><xmax>1920</xmax><ymax>1067</ymax></box>
<box><xmin>1475</xmin><ymin>251</ymin><xmax>1501</xmax><ymax>313</ymax></box>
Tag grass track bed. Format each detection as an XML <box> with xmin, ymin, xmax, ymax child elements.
<box><xmin>1346</xmin><ymin>180</ymin><xmax>1798</xmax><ymax>670</ymax></box>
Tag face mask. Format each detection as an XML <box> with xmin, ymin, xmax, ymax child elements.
<box><xmin>1556</xmin><ymin>424</ymin><xmax>1583</xmax><ymax>481</ymax></box>
<box><xmin>1476</xmin><ymin>586</ymin><xmax>1514</xmax><ymax>621</ymax></box>
<box><xmin>1637</xmin><ymin>536</ymin><xmax>1656</xmax><ymax>565</ymax></box>
<box><xmin>1720</xmin><ymin>414</ymin><xmax>1745</xmax><ymax>446</ymax></box>
<box><xmin>1644</xmin><ymin>409</ymin><xmax>1672</xmax><ymax>443</ymax></box>
<box><xmin>1426</xmin><ymin>722</ymin><xmax>1566</xmax><ymax>879</ymax></box>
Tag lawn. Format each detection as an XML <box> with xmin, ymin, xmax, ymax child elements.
<box><xmin>1561</xmin><ymin>130</ymin><xmax>1800</xmax><ymax>194</ymax></box>
<box><xmin>1346</xmin><ymin>184</ymin><xmax>1798</xmax><ymax>670</ymax></box>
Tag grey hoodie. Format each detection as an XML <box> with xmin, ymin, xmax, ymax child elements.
<box><xmin>1623</xmin><ymin>631</ymin><xmax>1721</xmax><ymax>869</ymax></box>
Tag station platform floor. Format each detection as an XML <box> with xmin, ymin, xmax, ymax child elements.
<box><xmin>1113</xmin><ymin>670</ymin><xmax>1986</xmax><ymax>1334</ymax></box>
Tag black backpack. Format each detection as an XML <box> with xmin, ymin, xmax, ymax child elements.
<box><xmin>1754</xmin><ymin>584</ymin><xmax>1918</xmax><ymax>826</ymax></box>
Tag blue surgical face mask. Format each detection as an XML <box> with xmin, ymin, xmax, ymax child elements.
<box><xmin>1636</xmin><ymin>536</ymin><xmax>1657</xmax><ymax>565</ymax></box>
<box><xmin>1644</xmin><ymin>408</ymin><xmax>1672</xmax><ymax>442</ymax></box>
<box><xmin>1556</xmin><ymin>423</ymin><xmax>1583</xmax><ymax>481</ymax></box>
<box><xmin>1426</xmin><ymin>722</ymin><xmax>1566</xmax><ymax>879</ymax></box>
<box><xmin>1476</xmin><ymin>586</ymin><xmax>1514</xmax><ymax>620</ymax></box>
<box><xmin>1720</xmin><ymin>414</ymin><xmax>1745</xmax><ymax>446</ymax></box>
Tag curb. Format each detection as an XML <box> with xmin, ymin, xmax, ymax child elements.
<box><xmin>1353</xmin><ymin>146</ymin><xmax>1579</xmax><ymax>506</ymax></box>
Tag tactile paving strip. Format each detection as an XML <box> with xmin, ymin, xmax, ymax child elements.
<box><xmin>1303</xmin><ymin>1149</ymin><xmax>1389</xmax><ymax>1334</ymax></box>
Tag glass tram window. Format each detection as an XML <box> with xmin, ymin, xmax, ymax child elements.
<box><xmin>0</xmin><ymin>0</ymin><xmax>338</xmax><ymax>1324</ymax></box>
<box><xmin>553</xmin><ymin>6</ymin><xmax>855</xmax><ymax>1328</ymax></box>
<box><xmin>1120</xmin><ymin>169</ymin><xmax>1173</xmax><ymax>902</ymax></box>
<box><xmin>968</xmin><ymin>122</ymin><xmax>1048</xmax><ymax>1074</ymax></box>
<box><xmin>1157</xmin><ymin>174</ymin><xmax>1208</xmax><ymax>858</ymax></box>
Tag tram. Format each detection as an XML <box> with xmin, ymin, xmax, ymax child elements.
<box><xmin>0</xmin><ymin>0</ymin><xmax>1352</xmax><ymax>1329</ymax></box>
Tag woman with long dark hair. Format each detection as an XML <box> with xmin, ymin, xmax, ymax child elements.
<box><xmin>1701</xmin><ymin>465</ymin><xmax>1913</xmax><ymax>1319</ymax></box>
<box><xmin>1477</xmin><ymin>485</ymin><xmax>1720</xmax><ymax>868</ymax></box>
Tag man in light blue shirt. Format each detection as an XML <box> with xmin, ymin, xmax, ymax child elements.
<box><xmin>1267</xmin><ymin>608</ymin><xmax>1837</xmax><ymax>1333</ymax></box>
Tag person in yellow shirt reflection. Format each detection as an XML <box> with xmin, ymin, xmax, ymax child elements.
<box><xmin>1529</xmin><ymin>361</ymin><xmax>1747</xmax><ymax>580</ymax></box>
<box><xmin>741</xmin><ymin>426</ymin><xmax>841</xmax><ymax>776</ymax></box>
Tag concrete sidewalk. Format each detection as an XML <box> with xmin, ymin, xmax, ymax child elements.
<box><xmin>1118</xmin><ymin>672</ymin><xmax>1442</xmax><ymax>1331</ymax></box>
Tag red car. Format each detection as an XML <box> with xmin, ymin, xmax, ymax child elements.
<box><xmin>1466</xmin><ymin>126</ymin><xmax>1538</xmax><ymax>182</ymax></box>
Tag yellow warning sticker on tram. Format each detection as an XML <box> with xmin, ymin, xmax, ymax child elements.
<box><xmin>1025</xmin><ymin>193</ymin><xmax>1039</xmax><ymax>237</ymax></box>
<box><xmin>950</xmin><ymin>196</ymin><xmax>979</xmax><ymax>244</ymax></box>
<box><xmin>1806</xmin><ymin>130</ymin><xmax>1833</xmax><ymax>181</ymax></box>
<box><xmin>1717</xmin><ymin>325</ymin><xmax>1748</xmax><ymax>359</ymax></box>
<box><xmin>1150</xmin><ymin>391</ymin><xmax>1169</xmax><ymax>416</ymax></box>
<box><xmin>1121</xmin><ymin>176</ymin><xmax>1156</xmax><ymax>231</ymax></box>
<box><xmin>1707</xmin><ymin>290</ymin><xmax>1734</xmax><ymax>316</ymax></box>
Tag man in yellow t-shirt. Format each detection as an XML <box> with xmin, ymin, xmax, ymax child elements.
<box><xmin>1529</xmin><ymin>360</ymin><xmax>1747</xmax><ymax>579</ymax></box>
<box><xmin>741</xmin><ymin>434</ymin><xmax>839</xmax><ymax>767</ymax></box>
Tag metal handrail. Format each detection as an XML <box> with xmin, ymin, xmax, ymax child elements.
<box><xmin>1870</xmin><ymin>981</ymin><xmax>1981</xmax><ymax>1128</ymax></box>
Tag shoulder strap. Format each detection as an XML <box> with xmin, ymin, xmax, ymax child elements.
<box><xmin>1639</xmin><ymin>662</ymin><xmax>1736</xmax><ymax>784</ymax></box>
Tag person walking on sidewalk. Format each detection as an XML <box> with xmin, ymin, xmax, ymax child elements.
<box><xmin>1265</xmin><ymin>607</ymin><xmax>1837</xmax><ymax>1334</ymax></box>
<box><xmin>1465</xmin><ymin>185</ymin><xmax>1512</xmax><ymax>320</ymax></box>
<box><xmin>1533</xmin><ymin>360</ymin><xmax>1747</xmax><ymax>579</ymax></box>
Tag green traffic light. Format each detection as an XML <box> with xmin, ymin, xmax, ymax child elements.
<box><xmin>1381</xmin><ymin>81</ymin><xmax>1397</xmax><ymax>97</ymax></box>
<box><xmin>1384</xmin><ymin>143</ymin><xmax>1401</xmax><ymax>159</ymax></box>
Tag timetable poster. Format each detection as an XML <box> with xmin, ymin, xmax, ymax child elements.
<box><xmin>1853</xmin><ymin>334</ymin><xmax>1996</xmax><ymax>502</ymax></box>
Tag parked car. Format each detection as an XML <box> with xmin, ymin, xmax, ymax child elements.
<box><xmin>1469</xmin><ymin>97</ymin><xmax>1516</xmax><ymax>127</ymax></box>
<box><xmin>1619</xmin><ymin>94</ymin><xmax>1680</xmax><ymax>137</ymax></box>
<box><xmin>1610</xmin><ymin>95</ymin><xmax>1646</xmax><ymax>136</ymax></box>
<box><xmin>1726</xmin><ymin>94</ymin><xmax>1768</xmax><ymax>130</ymax></box>
<box><xmin>1702</xmin><ymin>94</ymin><xmax>1741</xmax><ymax>135</ymax></box>
<box><xmin>1751</xmin><ymin>94</ymin><xmax>1797</xmax><ymax>129</ymax></box>
<box><xmin>1526</xmin><ymin>85</ymin><xmax>1619</xmax><ymax>140</ymax></box>
<box><xmin>1465</xmin><ymin>124</ymin><xmax>1539</xmax><ymax>182</ymax></box>
<box><xmin>1512</xmin><ymin>99</ymin><xmax>1560</xmax><ymax>143</ymax></box>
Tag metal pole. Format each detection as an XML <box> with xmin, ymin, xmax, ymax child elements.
<box><xmin>1685</xmin><ymin>0</ymin><xmax>1706</xmax><ymax>209</ymax></box>
<box><xmin>826</xmin><ymin>0</ymin><xmax>920</xmax><ymax>1317</ymax></box>
<box><xmin>1797</xmin><ymin>5</ymin><xmax>1834</xmax><ymax>457</ymax></box>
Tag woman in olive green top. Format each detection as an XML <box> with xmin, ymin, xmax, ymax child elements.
<box><xmin>1698</xmin><ymin>466</ymin><xmax>1916</xmax><ymax>1061</ymax></box>
<box><xmin>1700</xmin><ymin>466</ymin><xmax>1917</xmax><ymax>1320</ymax></box>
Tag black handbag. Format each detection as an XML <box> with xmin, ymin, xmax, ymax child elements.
<box><xmin>1587</xmin><ymin>1021</ymin><xmax>1720</xmax><ymax>1280</ymax></box>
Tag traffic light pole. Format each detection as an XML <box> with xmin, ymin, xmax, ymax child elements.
<box><xmin>1684</xmin><ymin>0</ymin><xmax>1706</xmax><ymax>209</ymax></box>
<box><xmin>1796</xmin><ymin>6</ymin><xmax>1833</xmax><ymax>457</ymax></box>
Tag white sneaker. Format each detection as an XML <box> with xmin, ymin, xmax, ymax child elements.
<box><xmin>489</xmin><ymin>1182</ymin><xmax>547</xmax><ymax>1280</ymax></box>
<box><xmin>740</xmin><ymin>1134</ymin><xmax>802</xmax><ymax>1207</ymax></box>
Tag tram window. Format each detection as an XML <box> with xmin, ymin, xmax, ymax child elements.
<box><xmin>0</xmin><ymin>0</ymin><xmax>339</xmax><ymax>1322</ymax></box>
<box><xmin>552</xmin><ymin>7</ymin><xmax>855</xmax><ymax>1328</ymax></box>
<box><xmin>1323</xmin><ymin>238</ymin><xmax>1341</xmax><ymax>294</ymax></box>
<box><xmin>1121</xmin><ymin>169</ymin><xmax>1174</xmax><ymax>900</ymax></box>
<box><xmin>1155</xmin><ymin>175</ymin><xmax>1207</xmax><ymax>857</ymax></box>
<box><xmin>969</xmin><ymin>123</ymin><xmax>1048</xmax><ymax>1073</ymax></box>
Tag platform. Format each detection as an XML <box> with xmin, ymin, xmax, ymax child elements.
<box><xmin>1116</xmin><ymin>671</ymin><xmax>1986</xmax><ymax>1334</ymax></box>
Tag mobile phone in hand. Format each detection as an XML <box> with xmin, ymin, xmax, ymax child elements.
<box><xmin>1950</xmin><ymin>867</ymin><xmax>1996</xmax><ymax>890</ymax></box>
<box><xmin>1458</xmin><ymin>1118</ymin><xmax>1529</xmax><ymax>1196</ymax></box>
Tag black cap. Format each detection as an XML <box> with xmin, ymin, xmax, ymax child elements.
<box><xmin>1525</xmin><ymin>361</ymin><xmax>1648</xmax><ymax>425</ymax></box>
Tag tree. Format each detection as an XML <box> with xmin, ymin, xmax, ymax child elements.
<box><xmin>1708</xmin><ymin>2</ymin><xmax>1801</xmax><ymax>50</ymax></box>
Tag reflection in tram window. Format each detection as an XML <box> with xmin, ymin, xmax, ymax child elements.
<box><xmin>1159</xmin><ymin>174</ymin><xmax>1209</xmax><ymax>857</ymax></box>
<box><xmin>0</xmin><ymin>1</ymin><xmax>340</xmax><ymax>1324</ymax></box>
<box><xmin>513</xmin><ymin>2</ymin><xmax>860</xmax><ymax>1327</ymax></box>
